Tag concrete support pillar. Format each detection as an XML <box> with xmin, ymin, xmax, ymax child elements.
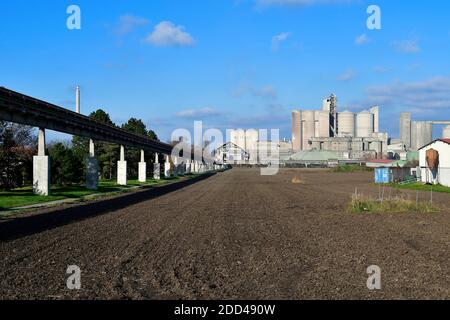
<box><xmin>179</xmin><ymin>159</ymin><xmax>186</xmax><ymax>175</ymax></box>
<box><xmin>138</xmin><ymin>149</ymin><xmax>147</xmax><ymax>183</ymax></box>
<box><xmin>196</xmin><ymin>161</ymin><xmax>201</xmax><ymax>173</ymax></box>
<box><xmin>153</xmin><ymin>152</ymin><xmax>161</xmax><ymax>180</ymax></box>
<box><xmin>33</xmin><ymin>128</ymin><xmax>50</xmax><ymax>196</ymax></box>
<box><xmin>117</xmin><ymin>145</ymin><xmax>127</xmax><ymax>186</ymax></box>
<box><xmin>164</xmin><ymin>155</ymin><xmax>171</xmax><ymax>178</ymax></box>
<box><xmin>86</xmin><ymin>139</ymin><xmax>99</xmax><ymax>190</ymax></box>
<box><xmin>173</xmin><ymin>156</ymin><xmax>179</xmax><ymax>177</ymax></box>
<box><xmin>185</xmin><ymin>160</ymin><xmax>191</xmax><ymax>174</ymax></box>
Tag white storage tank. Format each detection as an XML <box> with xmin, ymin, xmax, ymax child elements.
<box><xmin>338</xmin><ymin>111</ymin><xmax>355</xmax><ymax>137</ymax></box>
<box><xmin>356</xmin><ymin>111</ymin><xmax>374</xmax><ymax>138</ymax></box>
<box><xmin>443</xmin><ymin>125</ymin><xmax>450</xmax><ymax>139</ymax></box>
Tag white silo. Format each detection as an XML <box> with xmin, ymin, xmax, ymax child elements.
<box><xmin>245</xmin><ymin>129</ymin><xmax>259</xmax><ymax>162</ymax></box>
<box><xmin>292</xmin><ymin>111</ymin><xmax>302</xmax><ymax>151</ymax></box>
<box><xmin>301</xmin><ymin>110</ymin><xmax>315</xmax><ymax>150</ymax></box>
<box><xmin>411</xmin><ymin>121</ymin><xmax>433</xmax><ymax>150</ymax></box>
<box><xmin>370</xmin><ymin>106</ymin><xmax>379</xmax><ymax>133</ymax></box>
<box><xmin>235</xmin><ymin>129</ymin><xmax>246</xmax><ymax>150</ymax></box>
<box><xmin>230</xmin><ymin>129</ymin><xmax>238</xmax><ymax>146</ymax></box>
<box><xmin>443</xmin><ymin>125</ymin><xmax>450</xmax><ymax>139</ymax></box>
<box><xmin>356</xmin><ymin>111</ymin><xmax>374</xmax><ymax>138</ymax></box>
<box><xmin>338</xmin><ymin>111</ymin><xmax>355</xmax><ymax>137</ymax></box>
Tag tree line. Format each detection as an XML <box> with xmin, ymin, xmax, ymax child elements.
<box><xmin>0</xmin><ymin>110</ymin><xmax>160</xmax><ymax>190</ymax></box>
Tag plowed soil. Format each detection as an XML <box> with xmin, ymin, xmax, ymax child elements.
<box><xmin>1</xmin><ymin>168</ymin><xmax>449</xmax><ymax>299</ymax></box>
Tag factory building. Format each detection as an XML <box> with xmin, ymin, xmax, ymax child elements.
<box><xmin>291</xmin><ymin>95</ymin><xmax>386</xmax><ymax>159</ymax></box>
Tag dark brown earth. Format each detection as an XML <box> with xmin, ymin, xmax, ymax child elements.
<box><xmin>0</xmin><ymin>168</ymin><xmax>449</xmax><ymax>300</ymax></box>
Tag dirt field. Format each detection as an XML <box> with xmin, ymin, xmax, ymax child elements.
<box><xmin>0</xmin><ymin>168</ymin><xmax>449</xmax><ymax>300</ymax></box>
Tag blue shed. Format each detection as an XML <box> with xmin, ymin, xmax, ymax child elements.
<box><xmin>374</xmin><ymin>167</ymin><xmax>392</xmax><ymax>184</ymax></box>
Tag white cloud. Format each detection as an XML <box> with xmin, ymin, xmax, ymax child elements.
<box><xmin>272</xmin><ymin>32</ymin><xmax>290</xmax><ymax>51</ymax></box>
<box><xmin>176</xmin><ymin>108</ymin><xmax>221</xmax><ymax>119</ymax></box>
<box><xmin>233</xmin><ymin>84</ymin><xmax>278</xmax><ymax>99</ymax></box>
<box><xmin>393</xmin><ymin>39</ymin><xmax>421</xmax><ymax>54</ymax></box>
<box><xmin>255</xmin><ymin>85</ymin><xmax>278</xmax><ymax>99</ymax></box>
<box><xmin>372</xmin><ymin>66</ymin><xmax>392</xmax><ymax>74</ymax></box>
<box><xmin>145</xmin><ymin>21</ymin><xmax>195</xmax><ymax>47</ymax></box>
<box><xmin>338</xmin><ymin>69</ymin><xmax>356</xmax><ymax>81</ymax></box>
<box><xmin>355</xmin><ymin>34</ymin><xmax>370</xmax><ymax>45</ymax></box>
<box><xmin>115</xmin><ymin>15</ymin><xmax>149</xmax><ymax>36</ymax></box>
<box><xmin>256</xmin><ymin>0</ymin><xmax>352</xmax><ymax>7</ymax></box>
<box><xmin>364</xmin><ymin>76</ymin><xmax>450</xmax><ymax>112</ymax></box>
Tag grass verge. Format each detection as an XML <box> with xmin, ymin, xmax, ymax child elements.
<box><xmin>349</xmin><ymin>192</ymin><xmax>440</xmax><ymax>214</ymax></box>
<box><xmin>331</xmin><ymin>165</ymin><xmax>372</xmax><ymax>173</ymax></box>
<box><xmin>389</xmin><ymin>182</ymin><xmax>450</xmax><ymax>194</ymax></box>
<box><xmin>0</xmin><ymin>177</ymin><xmax>183</xmax><ymax>211</ymax></box>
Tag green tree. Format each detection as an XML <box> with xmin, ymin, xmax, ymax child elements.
<box><xmin>49</xmin><ymin>142</ymin><xmax>83</xmax><ymax>186</ymax></box>
<box><xmin>72</xmin><ymin>109</ymin><xmax>119</xmax><ymax>180</ymax></box>
<box><xmin>121</xmin><ymin>118</ymin><xmax>159</xmax><ymax>178</ymax></box>
<box><xmin>0</xmin><ymin>122</ymin><xmax>36</xmax><ymax>190</ymax></box>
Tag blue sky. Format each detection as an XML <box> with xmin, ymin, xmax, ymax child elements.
<box><xmin>1</xmin><ymin>0</ymin><xmax>450</xmax><ymax>142</ymax></box>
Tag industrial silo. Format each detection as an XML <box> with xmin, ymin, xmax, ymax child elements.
<box><xmin>400</xmin><ymin>113</ymin><xmax>412</xmax><ymax>149</ymax></box>
<box><xmin>230</xmin><ymin>129</ymin><xmax>238</xmax><ymax>146</ymax></box>
<box><xmin>245</xmin><ymin>129</ymin><xmax>259</xmax><ymax>162</ymax></box>
<box><xmin>315</xmin><ymin>110</ymin><xmax>330</xmax><ymax>138</ymax></box>
<box><xmin>443</xmin><ymin>125</ymin><xmax>450</xmax><ymax>139</ymax></box>
<box><xmin>292</xmin><ymin>111</ymin><xmax>302</xmax><ymax>151</ymax></box>
<box><xmin>370</xmin><ymin>106</ymin><xmax>380</xmax><ymax>133</ymax></box>
<box><xmin>356</xmin><ymin>111</ymin><xmax>374</xmax><ymax>138</ymax></box>
<box><xmin>411</xmin><ymin>121</ymin><xmax>432</xmax><ymax>150</ymax></box>
<box><xmin>301</xmin><ymin>110</ymin><xmax>315</xmax><ymax>151</ymax></box>
<box><xmin>235</xmin><ymin>129</ymin><xmax>246</xmax><ymax>150</ymax></box>
<box><xmin>338</xmin><ymin>111</ymin><xmax>355</xmax><ymax>137</ymax></box>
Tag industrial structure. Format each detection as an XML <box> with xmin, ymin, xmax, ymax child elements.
<box><xmin>217</xmin><ymin>129</ymin><xmax>291</xmax><ymax>165</ymax></box>
<box><xmin>292</xmin><ymin>94</ymin><xmax>388</xmax><ymax>160</ymax></box>
<box><xmin>399</xmin><ymin>113</ymin><xmax>450</xmax><ymax>151</ymax></box>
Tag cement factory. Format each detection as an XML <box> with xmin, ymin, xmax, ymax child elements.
<box><xmin>218</xmin><ymin>94</ymin><xmax>450</xmax><ymax>167</ymax></box>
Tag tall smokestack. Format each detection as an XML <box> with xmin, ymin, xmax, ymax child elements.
<box><xmin>76</xmin><ymin>85</ymin><xmax>80</xmax><ymax>114</ymax></box>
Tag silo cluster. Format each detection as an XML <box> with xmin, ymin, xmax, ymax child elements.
<box><xmin>229</xmin><ymin>129</ymin><xmax>259</xmax><ymax>153</ymax></box>
<box><xmin>399</xmin><ymin>112</ymin><xmax>434</xmax><ymax>150</ymax></box>
<box><xmin>336</xmin><ymin>108</ymin><xmax>379</xmax><ymax>138</ymax></box>
<box><xmin>291</xmin><ymin>109</ymin><xmax>330</xmax><ymax>151</ymax></box>
<box><xmin>411</xmin><ymin>121</ymin><xmax>433</xmax><ymax>150</ymax></box>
